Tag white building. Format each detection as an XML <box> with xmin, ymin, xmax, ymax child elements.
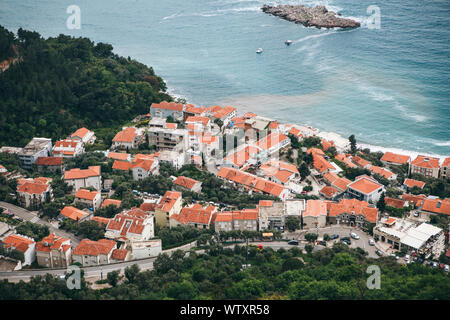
<box><xmin>130</xmin><ymin>158</ymin><xmax>159</xmax><ymax>180</ymax></box>
<box><xmin>18</xmin><ymin>138</ymin><xmax>52</xmax><ymax>170</ymax></box>
<box><xmin>105</xmin><ymin>208</ymin><xmax>155</xmax><ymax>242</ymax></box>
<box><xmin>52</xmin><ymin>139</ymin><xmax>85</xmax><ymax>158</ymax></box>
<box><xmin>2</xmin><ymin>234</ymin><xmax>36</xmax><ymax>266</ymax></box>
<box><xmin>346</xmin><ymin>175</ymin><xmax>385</xmax><ymax>203</ymax></box>
<box><xmin>72</xmin><ymin>239</ymin><xmax>117</xmax><ymax>266</ymax></box>
<box><xmin>64</xmin><ymin>166</ymin><xmax>102</xmax><ymax>191</ymax></box>
<box><xmin>74</xmin><ymin>189</ymin><xmax>102</xmax><ymax>211</ymax></box>
<box><xmin>70</xmin><ymin>127</ymin><xmax>96</xmax><ymax>145</ymax></box>
<box><xmin>130</xmin><ymin>239</ymin><xmax>162</xmax><ymax>259</ymax></box>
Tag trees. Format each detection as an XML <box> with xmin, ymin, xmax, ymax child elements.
<box><xmin>304</xmin><ymin>233</ymin><xmax>318</xmax><ymax>243</ymax></box>
<box><xmin>15</xmin><ymin>222</ymin><xmax>49</xmax><ymax>241</ymax></box>
<box><xmin>298</xmin><ymin>162</ymin><xmax>310</xmax><ymax>180</ymax></box>
<box><xmin>377</xmin><ymin>192</ymin><xmax>386</xmax><ymax>213</ymax></box>
<box><xmin>106</xmin><ymin>270</ymin><xmax>122</xmax><ymax>287</ymax></box>
<box><xmin>348</xmin><ymin>134</ymin><xmax>357</xmax><ymax>154</ymax></box>
<box><xmin>285</xmin><ymin>216</ymin><xmax>300</xmax><ymax>232</ymax></box>
<box><xmin>124</xmin><ymin>264</ymin><xmax>140</xmax><ymax>284</ymax></box>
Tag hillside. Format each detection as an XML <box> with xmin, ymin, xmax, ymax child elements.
<box><xmin>0</xmin><ymin>26</ymin><xmax>172</xmax><ymax>147</ymax></box>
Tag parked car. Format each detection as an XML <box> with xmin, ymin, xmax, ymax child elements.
<box><xmin>405</xmin><ymin>254</ymin><xmax>410</xmax><ymax>262</ymax></box>
<box><xmin>413</xmin><ymin>212</ymin><xmax>419</xmax><ymax>217</ymax></box>
<box><xmin>341</xmin><ymin>236</ymin><xmax>350</xmax><ymax>241</ymax></box>
<box><xmin>375</xmin><ymin>250</ymin><xmax>383</xmax><ymax>256</ymax></box>
<box><xmin>445</xmin><ymin>265</ymin><xmax>449</xmax><ymax>272</ymax></box>
<box><xmin>350</xmin><ymin>232</ymin><xmax>360</xmax><ymax>240</ymax></box>
<box><xmin>287</xmin><ymin>240</ymin><xmax>299</xmax><ymax>245</ymax></box>
<box><xmin>318</xmin><ymin>240</ymin><xmax>327</xmax><ymax>246</ymax></box>
<box><xmin>330</xmin><ymin>234</ymin><xmax>339</xmax><ymax>240</ymax></box>
<box><xmin>368</xmin><ymin>239</ymin><xmax>375</xmax><ymax>246</ymax></box>
<box><xmin>340</xmin><ymin>239</ymin><xmax>351</xmax><ymax>245</ymax></box>
<box><xmin>432</xmin><ymin>262</ymin><xmax>438</xmax><ymax>268</ymax></box>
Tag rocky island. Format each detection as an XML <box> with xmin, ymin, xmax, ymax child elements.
<box><xmin>261</xmin><ymin>4</ymin><xmax>360</xmax><ymax>29</ymax></box>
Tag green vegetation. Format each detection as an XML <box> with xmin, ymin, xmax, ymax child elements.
<box><xmin>409</xmin><ymin>174</ymin><xmax>450</xmax><ymax>198</ymax></box>
<box><xmin>15</xmin><ymin>221</ymin><xmax>49</xmax><ymax>241</ymax></box>
<box><xmin>285</xmin><ymin>216</ymin><xmax>300</xmax><ymax>231</ymax></box>
<box><xmin>59</xmin><ymin>220</ymin><xmax>105</xmax><ymax>241</ymax></box>
<box><xmin>0</xmin><ymin>26</ymin><xmax>171</xmax><ymax>147</ymax></box>
<box><xmin>155</xmin><ymin>225</ymin><xmax>214</xmax><ymax>250</ymax></box>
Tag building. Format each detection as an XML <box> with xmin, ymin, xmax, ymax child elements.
<box><xmin>319</xmin><ymin>185</ymin><xmax>341</xmax><ymax>200</ymax></box>
<box><xmin>59</xmin><ymin>206</ymin><xmax>92</xmax><ymax>223</ymax></box>
<box><xmin>148</xmin><ymin>126</ymin><xmax>188</xmax><ymax>151</ymax></box>
<box><xmin>52</xmin><ymin>139</ymin><xmax>84</xmax><ymax>158</ymax></box>
<box><xmin>130</xmin><ymin>239</ymin><xmax>162</xmax><ymax>259</ymax></box>
<box><xmin>16</xmin><ymin>177</ymin><xmax>52</xmax><ymax>209</ymax></box>
<box><xmin>419</xmin><ymin>198</ymin><xmax>450</xmax><ymax>216</ymax></box>
<box><xmin>328</xmin><ymin>198</ymin><xmax>378</xmax><ymax>227</ymax></box>
<box><xmin>402</xmin><ymin>194</ymin><xmax>427</xmax><ymax>208</ymax></box>
<box><xmin>409</xmin><ymin>155</ymin><xmax>440</xmax><ymax>178</ymax></box>
<box><xmin>351</xmin><ymin>155</ymin><xmax>371</xmax><ymax>169</ymax></box>
<box><xmin>334</xmin><ymin>154</ymin><xmax>357</xmax><ymax>168</ymax></box>
<box><xmin>18</xmin><ymin>138</ymin><xmax>52</xmax><ymax>170</ymax></box>
<box><xmin>130</xmin><ymin>159</ymin><xmax>159</xmax><ymax>180</ymax></box>
<box><xmin>258</xmin><ymin>199</ymin><xmax>306</xmax><ymax>231</ymax></box>
<box><xmin>170</xmin><ymin>204</ymin><xmax>216</xmax><ymax>229</ymax></box>
<box><xmin>35</xmin><ymin>156</ymin><xmax>63</xmax><ymax>173</ymax></box>
<box><xmin>259</xmin><ymin>160</ymin><xmax>299</xmax><ymax>185</ymax></box>
<box><xmin>183</xmin><ymin>104</ymin><xmax>208</xmax><ymax>121</ymax></box>
<box><xmin>105</xmin><ymin>208</ymin><xmax>155</xmax><ymax>242</ymax></box>
<box><xmin>215</xmin><ymin>208</ymin><xmax>258</xmax><ymax>233</ymax></box>
<box><xmin>70</xmin><ymin>127</ymin><xmax>96</xmax><ymax>145</ymax></box>
<box><xmin>223</xmin><ymin>145</ymin><xmax>260</xmax><ymax>169</ymax></box>
<box><xmin>36</xmin><ymin>234</ymin><xmax>71</xmax><ymax>268</ymax></box>
<box><xmin>107</xmin><ymin>152</ymin><xmax>131</xmax><ymax>162</ymax></box>
<box><xmin>403</xmin><ymin>178</ymin><xmax>426</xmax><ymax>191</ymax></box>
<box><xmin>207</xmin><ymin>105</ymin><xmax>237</xmax><ymax>127</ymax></box>
<box><xmin>369</xmin><ymin>165</ymin><xmax>397</xmax><ymax>181</ymax></box>
<box><xmin>74</xmin><ymin>189</ymin><xmax>102</xmax><ymax>211</ymax></box>
<box><xmin>64</xmin><ymin>166</ymin><xmax>102</xmax><ymax>191</ymax></box>
<box><xmin>385</xmin><ymin>197</ymin><xmax>408</xmax><ymax>209</ymax></box>
<box><xmin>173</xmin><ymin>176</ymin><xmax>202</xmax><ymax>193</ymax></box>
<box><xmin>346</xmin><ymin>175</ymin><xmax>385</xmax><ymax>203</ymax></box>
<box><xmin>150</xmin><ymin>101</ymin><xmax>184</xmax><ymax>121</ymax></box>
<box><xmin>101</xmin><ymin>199</ymin><xmax>122</xmax><ymax>209</ymax></box>
<box><xmin>112</xmin><ymin>127</ymin><xmax>141</xmax><ymax>150</ymax></box>
<box><xmin>439</xmin><ymin>157</ymin><xmax>450</xmax><ymax>180</ymax></box>
<box><xmin>373</xmin><ymin>217</ymin><xmax>445</xmax><ymax>258</ymax></box>
<box><xmin>186</xmin><ymin>116</ymin><xmax>212</xmax><ymax>133</ymax></box>
<box><xmin>91</xmin><ymin>216</ymin><xmax>111</xmax><ymax>227</ymax></box>
<box><xmin>302</xmin><ymin>200</ymin><xmax>327</xmax><ymax>229</ymax></box>
<box><xmin>110</xmin><ymin>249</ymin><xmax>131</xmax><ymax>263</ymax></box>
<box><xmin>0</xmin><ymin>165</ymin><xmax>7</xmax><ymax>176</ymax></box>
<box><xmin>380</xmin><ymin>152</ymin><xmax>410</xmax><ymax>166</ymax></box>
<box><xmin>154</xmin><ymin>191</ymin><xmax>183</xmax><ymax>227</ymax></box>
<box><xmin>322</xmin><ymin>172</ymin><xmax>352</xmax><ymax>193</ymax></box>
<box><xmin>311</xmin><ymin>153</ymin><xmax>335</xmax><ymax>175</ymax></box>
<box><xmin>218</xmin><ymin>167</ymin><xmax>290</xmax><ymax>200</ymax></box>
<box><xmin>255</xmin><ymin>132</ymin><xmax>290</xmax><ymax>156</ymax></box>
<box><xmin>158</xmin><ymin>149</ymin><xmax>186</xmax><ymax>170</ymax></box>
<box><xmin>72</xmin><ymin>239</ymin><xmax>117</xmax><ymax>266</ymax></box>
<box><xmin>1</xmin><ymin>234</ymin><xmax>36</xmax><ymax>266</ymax></box>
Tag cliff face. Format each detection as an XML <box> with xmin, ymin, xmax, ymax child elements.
<box><xmin>262</xmin><ymin>5</ymin><xmax>360</xmax><ymax>29</ymax></box>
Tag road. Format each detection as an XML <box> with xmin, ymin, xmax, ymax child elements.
<box><xmin>0</xmin><ymin>201</ymin><xmax>81</xmax><ymax>246</ymax></box>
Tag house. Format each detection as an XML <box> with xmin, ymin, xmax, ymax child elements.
<box><xmin>409</xmin><ymin>155</ymin><xmax>440</xmax><ymax>178</ymax></box>
<box><xmin>258</xmin><ymin>199</ymin><xmax>305</xmax><ymax>231</ymax></box>
<box><xmin>183</xmin><ymin>104</ymin><xmax>208</xmax><ymax>121</ymax></box>
<box><xmin>110</xmin><ymin>249</ymin><xmax>131</xmax><ymax>263</ymax></box>
<box><xmin>369</xmin><ymin>165</ymin><xmax>397</xmax><ymax>181</ymax></box>
<box><xmin>72</xmin><ymin>239</ymin><xmax>117</xmax><ymax>266</ymax></box>
<box><xmin>223</xmin><ymin>145</ymin><xmax>259</xmax><ymax>169</ymax></box>
<box><xmin>16</xmin><ymin>177</ymin><xmax>52</xmax><ymax>209</ymax></box>
<box><xmin>91</xmin><ymin>216</ymin><xmax>111</xmax><ymax>227</ymax></box>
<box><xmin>18</xmin><ymin>138</ymin><xmax>52</xmax><ymax>170</ymax></box>
<box><xmin>70</xmin><ymin>127</ymin><xmax>96</xmax><ymax>145</ymax></box>
<box><xmin>52</xmin><ymin>139</ymin><xmax>84</xmax><ymax>158</ymax></box>
<box><xmin>159</xmin><ymin>149</ymin><xmax>187</xmax><ymax>170</ymax></box>
<box><xmin>59</xmin><ymin>206</ymin><xmax>92</xmax><ymax>223</ymax></box>
<box><xmin>1</xmin><ymin>234</ymin><xmax>36</xmax><ymax>266</ymax></box>
<box><xmin>374</xmin><ymin>217</ymin><xmax>445</xmax><ymax>258</ymax></box>
<box><xmin>173</xmin><ymin>176</ymin><xmax>202</xmax><ymax>193</ymax></box>
<box><xmin>328</xmin><ymin>199</ymin><xmax>378</xmax><ymax>227</ymax></box>
<box><xmin>170</xmin><ymin>204</ymin><xmax>217</xmax><ymax>229</ymax></box>
<box><xmin>214</xmin><ymin>208</ymin><xmax>258</xmax><ymax>233</ymax></box>
<box><xmin>218</xmin><ymin>167</ymin><xmax>290</xmax><ymax>200</ymax></box>
<box><xmin>401</xmin><ymin>194</ymin><xmax>426</xmax><ymax>208</ymax></box>
<box><xmin>148</xmin><ymin>126</ymin><xmax>188</xmax><ymax>151</ymax></box>
<box><xmin>36</xmin><ymin>234</ymin><xmax>71</xmax><ymax>268</ymax></box>
<box><xmin>105</xmin><ymin>208</ymin><xmax>155</xmax><ymax>242</ymax></box>
<box><xmin>206</xmin><ymin>105</ymin><xmax>237</xmax><ymax>126</ymax></box>
<box><xmin>439</xmin><ymin>157</ymin><xmax>450</xmax><ymax>180</ymax></box>
<box><xmin>101</xmin><ymin>199</ymin><xmax>122</xmax><ymax>208</ymax></box>
<box><xmin>302</xmin><ymin>200</ymin><xmax>327</xmax><ymax>228</ymax></box>
<box><xmin>419</xmin><ymin>198</ymin><xmax>450</xmax><ymax>216</ymax></box>
<box><xmin>150</xmin><ymin>101</ymin><xmax>184</xmax><ymax>121</ymax></box>
<box><xmin>0</xmin><ymin>164</ymin><xmax>7</xmax><ymax>176</ymax></box>
<box><xmin>130</xmin><ymin>159</ymin><xmax>159</xmax><ymax>180</ymax></box>
<box><xmin>384</xmin><ymin>197</ymin><xmax>408</xmax><ymax>209</ymax></box>
<box><xmin>311</xmin><ymin>153</ymin><xmax>335</xmax><ymax>175</ymax></box>
<box><xmin>403</xmin><ymin>178</ymin><xmax>426</xmax><ymax>191</ymax></box>
<box><xmin>319</xmin><ymin>185</ymin><xmax>341</xmax><ymax>200</ymax></box>
<box><xmin>107</xmin><ymin>152</ymin><xmax>131</xmax><ymax>162</ymax></box>
<box><xmin>288</xmin><ymin>127</ymin><xmax>303</xmax><ymax>140</ymax></box>
<box><xmin>154</xmin><ymin>191</ymin><xmax>183</xmax><ymax>227</ymax></box>
<box><xmin>346</xmin><ymin>175</ymin><xmax>385</xmax><ymax>203</ymax></box>
<box><xmin>351</xmin><ymin>155</ymin><xmax>371</xmax><ymax>169</ymax></box>
<box><xmin>335</xmin><ymin>154</ymin><xmax>357</xmax><ymax>168</ymax></box>
<box><xmin>112</xmin><ymin>127</ymin><xmax>141</xmax><ymax>150</ymax></box>
<box><xmin>258</xmin><ymin>160</ymin><xmax>299</xmax><ymax>185</ymax></box>
<box><xmin>255</xmin><ymin>132</ymin><xmax>290</xmax><ymax>156</ymax></box>
<box><xmin>130</xmin><ymin>239</ymin><xmax>162</xmax><ymax>259</ymax></box>
<box><xmin>322</xmin><ymin>172</ymin><xmax>351</xmax><ymax>193</ymax></box>
<box><xmin>35</xmin><ymin>156</ymin><xmax>63</xmax><ymax>173</ymax></box>
<box><xmin>380</xmin><ymin>152</ymin><xmax>410</xmax><ymax>166</ymax></box>
<box><xmin>185</xmin><ymin>116</ymin><xmax>211</xmax><ymax>133</ymax></box>
<box><xmin>64</xmin><ymin>166</ymin><xmax>102</xmax><ymax>191</ymax></box>
<box><xmin>74</xmin><ymin>189</ymin><xmax>102</xmax><ymax>211</ymax></box>
<box><xmin>199</xmin><ymin>133</ymin><xmax>220</xmax><ymax>158</ymax></box>
<box><xmin>321</xmin><ymin>139</ymin><xmax>335</xmax><ymax>152</ymax></box>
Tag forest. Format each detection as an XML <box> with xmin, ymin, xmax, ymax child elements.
<box><xmin>0</xmin><ymin>25</ymin><xmax>172</xmax><ymax>147</ymax></box>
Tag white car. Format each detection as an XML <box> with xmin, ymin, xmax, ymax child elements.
<box><xmin>368</xmin><ymin>239</ymin><xmax>375</xmax><ymax>246</ymax></box>
<box><xmin>405</xmin><ymin>254</ymin><xmax>410</xmax><ymax>261</ymax></box>
<box><xmin>350</xmin><ymin>233</ymin><xmax>360</xmax><ymax>240</ymax></box>
<box><xmin>445</xmin><ymin>265</ymin><xmax>449</xmax><ymax>272</ymax></box>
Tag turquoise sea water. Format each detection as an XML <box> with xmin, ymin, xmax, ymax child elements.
<box><xmin>1</xmin><ymin>0</ymin><xmax>449</xmax><ymax>155</ymax></box>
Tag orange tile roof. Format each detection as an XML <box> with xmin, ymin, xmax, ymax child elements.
<box><xmin>328</xmin><ymin>198</ymin><xmax>378</xmax><ymax>223</ymax></box>
<box><xmin>71</xmin><ymin>127</ymin><xmax>90</xmax><ymax>139</ymax></box>
<box><xmin>442</xmin><ymin>157</ymin><xmax>450</xmax><ymax>168</ymax></box>
<box><xmin>64</xmin><ymin>166</ymin><xmax>100</xmax><ymax>180</ymax></box>
<box><xmin>111</xmin><ymin>248</ymin><xmax>130</xmax><ymax>261</ymax></box>
<box><xmin>17</xmin><ymin>181</ymin><xmax>50</xmax><ymax>195</ymax></box>
<box><xmin>244</xmin><ymin>112</ymin><xmax>257</xmax><ymax>118</ymax></box>
<box><xmin>258</xmin><ymin>200</ymin><xmax>273</xmax><ymax>207</ymax></box>
<box><xmin>91</xmin><ymin>216</ymin><xmax>111</xmax><ymax>226</ymax></box>
<box><xmin>347</xmin><ymin>177</ymin><xmax>383</xmax><ymax>195</ymax></box>
<box><xmin>75</xmin><ymin>189</ymin><xmax>99</xmax><ymax>201</ymax></box>
<box><xmin>2</xmin><ymin>234</ymin><xmax>35</xmax><ymax>253</ymax></box>
<box><xmin>224</xmin><ymin>146</ymin><xmax>259</xmax><ymax>168</ymax></box>
<box><xmin>420</xmin><ymin>198</ymin><xmax>450</xmax><ymax>215</ymax></box>
<box><xmin>312</xmin><ymin>154</ymin><xmax>334</xmax><ymax>173</ymax></box>
<box><xmin>185</xmin><ymin>104</ymin><xmax>206</xmax><ymax>115</ymax></box>
<box><xmin>352</xmin><ymin>155</ymin><xmax>370</xmax><ymax>168</ymax></box>
<box><xmin>401</xmin><ymin>194</ymin><xmax>426</xmax><ymax>207</ymax></box>
<box><xmin>186</xmin><ymin>116</ymin><xmax>210</xmax><ymax>126</ymax></box>
<box><xmin>307</xmin><ymin>148</ymin><xmax>325</xmax><ymax>156</ymax></box>
<box><xmin>268</xmin><ymin>121</ymin><xmax>279</xmax><ymax>129</ymax></box>
<box><xmin>112</xmin><ymin>160</ymin><xmax>132</xmax><ymax>171</ymax></box>
<box><xmin>151</xmin><ymin>101</ymin><xmax>184</xmax><ymax>112</ymax></box>
<box><xmin>174</xmin><ymin>176</ymin><xmax>200</xmax><ymax>190</ymax></box>
<box><xmin>319</xmin><ymin>186</ymin><xmax>340</xmax><ymax>198</ymax></box>
<box><xmin>369</xmin><ymin>165</ymin><xmax>395</xmax><ymax>179</ymax></box>
<box><xmin>385</xmin><ymin>197</ymin><xmax>406</xmax><ymax>209</ymax></box>
<box><xmin>256</xmin><ymin>132</ymin><xmax>289</xmax><ymax>151</ymax></box>
<box><xmin>288</xmin><ymin>127</ymin><xmax>303</xmax><ymax>138</ymax></box>
<box><xmin>36</xmin><ymin>234</ymin><xmax>70</xmax><ymax>253</ymax></box>
<box><xmin>165</xmin><ymin>122</ymin><xmax>177</xmax><ymax>129</ymax></box>
<box><xmin>106</xmin><ymin>208</ymin><xmax>150</xmax><ymax>237</ymax></box>
<box><xmin>209</xmin><ymin>105</ymin><xmax>236</xmax><ymax>119</ymax></box>
<box><xmin>134</xmin><ymin>153</ymin><xmax>159</xmax><ymax>161</ymax></box>
<box><xmin>107</xmin><ymin>152</ymin><xmax>130</xmax><ymax>161</ymax></box>
<box><xmin>403</xmin><ymin>178</ymin><xmax>425</xmax><ymax>189</ymax></box>
<box><xmin>130</xmin><ymin>159</ymin><xmax>154</xmax><ymax>172</ymax></box>
<box><xmin>410</xmin><ymin>155</ymin><xmax>440</xmax><ymax>169</ymax></box>
<box><xmin>321</xmin><ymin>139</ymin><xmax>335</xmax><ymax>151</ymax></box>
<box><xmin>157</xmin><ymin>191</ymin><xmax>182</xmax><ymax>212</ymax></box>
<box><xmin>215</xmin><ymin>209</ymin><xmax>258</xmax><ymax>222</ymax></box>
<box><xmin>303</xmin><ymin>200</ymin><xmax>327</xmax><ymax>217</ymax></box>
<box><xmin>171</xmin><ymin>204</ymin><xmax>216</xmax><ymax>225</ymax></box>
<box><xmin>60</xmin><ymin>206</ymin><xmax>89</xmax><ymax>221</ymax></box>
<box><xmin>36</xmin><ymin>157</ymin><xmax>63</xmax><ymax>166</ymax></box>
<box><xmin>54</xmin><ymin>139</ymin><xmax>79</xmax><ymax>148</ymax></box>
<box><xmin>381</xmin><ymin>152</ymin><xmax>410</xmax><ymax>165</ymax></box>
<box><xmin>73</xmin><ymin>239</ymin><xmax>116</xmax><ymax>256</ymax></box>
<box><xmin>113</xmin><ymin>127</ymin><xmax>137</xmax><ymax>143</ymax></box>
<box><xmin>102</xmin><ymin>199</ymin><xmax>122</xmax><ymax>208</ymax></box>
<box><xmin>140</xmin><ymin>202</ymin><xmax>157</xmax><ymax>212</ymax></box>
<box><xmin>334</xmin><ymin>154</ymin><xmax>357</xmax><ymax>168</ymax></box>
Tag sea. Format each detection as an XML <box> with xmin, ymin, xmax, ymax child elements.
<box><xmin>1</xmin><ymin>0</ymin><xmax>449</xmax><ymax>156</ymax></box>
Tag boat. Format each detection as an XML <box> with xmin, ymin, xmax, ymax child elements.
<box><xmin>285</xmin><ymin>40</ymin><xmax>292</xmax><ymax>46</ymax></box>
<box><xmin>256</xmin><ymin>48</ymin><xmax>263</xmax><ymax>54</ymax></box>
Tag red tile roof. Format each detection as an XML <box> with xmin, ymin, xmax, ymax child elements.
<box><xmin>303</xmin><ymin>200</ymin><xmax>327</xmax><ymax>217</ymax></box>
<box><xmin>256</xmin><ymin>133</ymin><xmax>289</xmax><ymax>151</ymax></box>
<box><xmin>112</xmin><ymin>160</ymin><xmax>132</xmax><ymax>171</ymax></box>
<box><xmin>170</xmin><ymin>204</ymin><xmax>216</xmax><ymax>225</ymax></box>
<box><xmin>60</xmin><ymin>206</ymin><xmax>89</xmax><ymax>221</ymax></box>
<box><xmin>319</xmin><ymin>186</ymin><xmax>340</xmax><ymax>198</ymax></box>
<box><xmin>381</xmin><ymin>152</ymin><xmax>410</xmax><ymax>165</ymax></box>
<box><xmin>17</xmin><ymin>181</ymin><xmax>50</xmax><ymax>195</ymax></box>
<box><xmin>102</xmin><ymin>199</ymin><xmax>122</xmax><ymax>208</ymax></box>
<box><xmin>140</xmin><ymin>202</ymin><xmax>157</xmax><ymax>212</ymax></box>
<box><xmin>385</xmin><ymin>197</ymin><xmax>407</xmax><ymax>209</ymax></box>
<box><xmin>75</xmin><ymin>189</ymin><xmax>99</xmax><ymax>201</ymax></box>
<box><xmin>106</xmin><ymin>208</ymin><xmax>151</xmax><ymax>237</ymax></box>
<box><xmin>335</xmin><ymin>154</ymin><xmax>357</xmax><ymax>168</ymax></box>
<box><xmin>91</xmin><ymin>216</ymin><xmax>111</xmax><ymax>226</ymax></box>
<box><xmin>307</xmin><ymin>148</ymin><xmax>325</xmax><ymax>156</ymax></box>
<box><xmin>130</xmin><ymin>159</ymin><xmax>154</xmax><ymax>172</ymax></box>
<box><xmin>174</xmin><ymin>176</ymin><xmax>200</xmax><ymax>190</ymax></box>
<box><xmin>71</xmin><ymin>127</ymin><xmax>90</xmax><ymax>139</ymax></box>
<box><xmin>352</xmin><ymin>155</ymin><xmax>370</xmax><ymax>168</ymax></box>
<box><xmin>420</xmin><ymin>198</ymin><xmax>450</xmax><ymax>215</ymax></box>
<box><xmin>321</xmin><ymin>139</ymin><xmax>335</xmax><ymax>151</ymax></box>
<box><xmin>165</xmin><ymin>122</ymin><xmax>177</xmax><ymax>130</ymax></box>
<box><xmin>186</xmin><ymin>116</ymin><xmax>210</xmax><ymax>126</ymax></box>
<box><xmin>347</xmin><ymin>177</ymin><xmax>383</xmax><ymax>195</ymax></box>
<box><xmin>157</xmin><ymin>191</ymin><xmax>182</xmax><ymax>212</ymax></box>
<box><xmin>36</xmin><ymin>234</ymin><xmax>70</xmax><ymax>253</ymax></box>
<box><xmin>403</xmin><ymin>178</ymin><xmax>426</xmax><ymax>189</ymax></box>
<box><xmin>209</xmin><ymin>105</ymin><xmax>236</xmax><ymax>119</ymax></box>
<box><xmin>401</xmin><ymin>194</ymin><xmax>426</xmax><ymax>207</ymax></box>
<box><xmin>328</xmin><ymin>199</ymin><xmax>378</xmax><ymax>223</ymax></box>
<box><xmin>113</xmin><ymin>127</ymin><xmax>137</xmax><ymax>143</ymax></box>
<box><xmin>54</xmin><ymin>139</ymin><xmax>79</xmax><ymax>149</ymax></box>
<box><xmin>369</xmin><ymin>165</ymin><xmax>395</xmax><ymax>179</ymax></box>
<box><xmin>73</xmin><ymin>239</ymin><xmax>116</xmax><ymax>256</ymax></box>
<box><xmin>258</xmin><ymin>200</ymin><xmax>273</xmax><ymax>207</ymax></box>
<box><xmin>442</xmin><ymin>157</ymin><xmax>450</xmax><ymax>168</ymax></box>
<box><xmin>224</xmin><ymin>146</ymin><xmax>259</xmax><ymax>168</ymax></box>
<box><xmin>64</xmin><ymin>166</ymin><xmax>100</xmax><ymax>180</ymax></box>
<box><xmin>312</xmin><ymin>154</ymin><xmax>334</xmax><ymax>173</ymax></box>
<box><xmin>108</xmin><ymin>152</ymin><xmax>130</xmax><ymax>161</ymax></box>
<box><xmin>2</xmin><ymin>234</ymin><xmax>35</xmax><ymax>253</ymax></box>
<box><xmin>151</xmin><ymin>101</ymin><xmax>184</xmax><ymax>112</ymax></box>
<box><xmin>411</xmin><ymin>155</ymin><xmax>440</xmax><ymax>169</ymax></box>
<box><xmin>36</xmin><ymin>157</ymin><xmax>63</xmax><ymax>166</ymax></box>
<box><xmin>215</xmin><ymin>209</ymin><xmax>258</xmax><ymax>222</ymax></box>
<box><xmin>289</xmin><ymin>127</ymin><xmax>303</xmax><ymax>138</ymax></box>
<box><xmin>111</xmin><ymin>249</ymin><xmax>130</xmax><ymax>261</ymax></box>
